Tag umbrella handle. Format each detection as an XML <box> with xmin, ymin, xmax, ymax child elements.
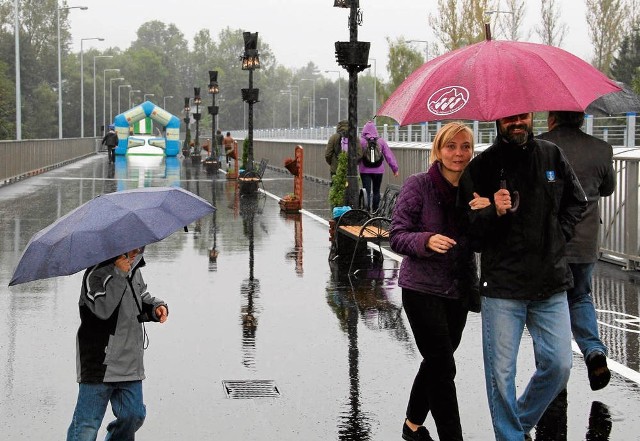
<box><xmin>499</xmin><ymin>179</ymin><xmax>520</xmax><ymax>213</ymax></box>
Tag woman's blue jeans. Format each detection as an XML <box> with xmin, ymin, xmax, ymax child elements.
<box><xmin>567</xmin><ymin>262</ymin><xmax>607</xmax><ymax>360</ymax></box>
<box><xmin>481</xmin><ymin>293</ymin><xmax>572</xmax><ymax>441</ymax></box>
<box><xmin>66</xmin><ymin>381</ymin><xmax>146</xmax><ymax>441</ymax></box>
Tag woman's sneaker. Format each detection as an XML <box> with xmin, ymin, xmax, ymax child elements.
<box><xmin>402</xmin><ymin>421</ymin><xmax>435</xmax><ymax>441</ymax></box>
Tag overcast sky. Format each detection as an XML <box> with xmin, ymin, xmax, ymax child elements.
<box><xmin>70</xmin><ymin>0</ymin><xmax>592</xmax><ymax>81</ymax></box>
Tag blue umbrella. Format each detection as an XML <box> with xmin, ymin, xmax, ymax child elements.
<box><xmin>9</xmin><ymin>187</ymin><xmax>215</xmax><ymax>286</ymax></box>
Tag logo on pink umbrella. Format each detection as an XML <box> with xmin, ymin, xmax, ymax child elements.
<box><xmin>427</xmin><ymin>86</ymin><xmax>469</xmax><ymax>116</ymax></box>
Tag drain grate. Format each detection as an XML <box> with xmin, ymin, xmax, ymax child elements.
<box><xmin>222</xmin><ymin>380</ymin><xmax>280</xmax><ymax>399</ymax></box>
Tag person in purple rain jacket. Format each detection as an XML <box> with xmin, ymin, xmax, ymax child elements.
<box><xmin>390</xmin><ymin>122</ymin><xmax>489</xmax><ymax>441</ymax></box>
<box><xmin>359</xmin><ymin>120</ymin><xmax>399</xmax><ymax>211</ymax></box>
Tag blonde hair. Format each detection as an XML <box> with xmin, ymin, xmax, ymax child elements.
<box><xmin>429</xmin><ymin>121</ymin><xmax>474</xmax><ymax>164</ymax></box>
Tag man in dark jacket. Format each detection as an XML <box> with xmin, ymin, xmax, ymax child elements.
<box><xmin>324</xmin><ymin>120</ymin><xmax>348</xmax><ymax>179</ymax></box>
<box><xmin>458</xmin><ymin>112</ymin><xmax>587</xmax><ymax>441</ymax></box>
<box><xmin>538</xmin><ymin>111</ymin><xmax>615</xmax><ymax>391</ymax></box>
<box><xmin>66</xmin><ymin>248</ymin><xmax>168</xmax><ymax>441</ymax></box>
<box><xmin>101</xmin><ymin>125</ymin><xmax>118</xmax><ymax>163</ymax></box>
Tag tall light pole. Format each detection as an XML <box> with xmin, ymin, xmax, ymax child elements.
<box><xmin>93</xmin><ymin>55</ymin><xmax>112</xmax><ymax>137</ymax></box>
<box><xmin>109</xmin><ymin>77</ymin><xmax>124</xmax><ymax>123</ymax></box>
<box><xmin>300</xmin><ymin>78</ymin><xmax>316</xmax><ymax>127</ymax></box>
<box><xmin>241</xmin><ymin>31</ymin><xmax>261</xmax><ymax>172</ymax></box>
<box><xmin>207</xmin><ymin>71</ymin><xmax>219</xmax><ymax>158</ymax></box>
<box><xmin>289</xmin><ymin>85</ymin><xmax>300</xmax><ymax>128</ymax></box>
<box><xmin>129</xmin><ymin>89</ymin><xmax>141</xmax><ymax>108</ymax></box>
<box><xmin>279</xmin><ymin>89</ymin><xmax>292</xmax><ymax>129</ymax></box>
<box><xmin>143</xmin><ymin>93</ymin><xmax>154</xmax><ymax>102</ymax></box>
<box><xmin>369</xmin><ymin>58</ymin><xmax>376</xmax><ymax>118</ymax></box>
<box><xmin>57</xmin><ymin>4</ymin><xmax>87</xmax><ymax>139</ymax></box>
<box><xmin>102</xmin><ymin>68</ymin><xmax>119</xmax><ymax>133</ymax></box>
<box><xmin>320</xmin><ymin>97</ymin><xmax>329</xmax><ymax>127</ymax></box>
<box><xmin>163</xmin><ymin>95</ymin><xmax>174</xmax><ymax>109</ymax></box>
<box><xmin>14</xmin><ymin>0</ymin><xmax>21</xmax><ymax>140</ymax></box>
<box><xmin>325</xmin><ymin>69</ymin><xmax>342</xmax><ymax>122</ymax></box>
<box><xmin>80</xmin><ymin>37</ymin><xmax>103</xmax><ymax>137</ymax></box>
<box><xmin>407</xmin><ymin>39</ymin><xmax>429</xmax><ymax>61</ymax></box>
<box><xmin>118</xmin><ymin>84</ymin><xmax>130</xmax><ymax>114</ymax></box>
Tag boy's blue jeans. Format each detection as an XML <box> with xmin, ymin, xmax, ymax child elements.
<box><xmin>66</xmin><ymin>380</ymin><xmax>146</xmax><ymax>441</ymax></box>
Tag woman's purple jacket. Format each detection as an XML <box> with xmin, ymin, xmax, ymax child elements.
<box><xmin>390</xmin><ymin>162</ymin><xmax>477</xmax><ymax>300</ymax></box>
<box><xmin>359</xmin><ymin>121</ymin><xmax>399</xmax><ymax>174</ymax></box>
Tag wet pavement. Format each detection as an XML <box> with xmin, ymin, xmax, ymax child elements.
<box><xmin>0</xmin><ymin>153</ymin><xmax>639</xmax><ymax>440</ymax></box>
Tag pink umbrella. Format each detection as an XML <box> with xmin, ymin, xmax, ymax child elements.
<box><xmin>378</xmin><ymin>35</ymin><xmax>621</xmax><ymax>124</ymax></box>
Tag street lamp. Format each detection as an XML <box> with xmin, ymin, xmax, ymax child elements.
<box><xmin>80</xmin><ymin>37</ymin><xmax>103</xmax><ymax>137</ymax></box>
<box><xmin>129</xmin><ymin>89</ymin><xmax>141</xmax><ymax>108</ymax></box>
<box><xmin>300</xmin><ymin>78</ymin><xmax>316</xmax><ymax>127</ymax></box>
<box><xmin>368</xmin><ymin>58</ymin><xmax>376</xmax><ymax>118</ymax></box>
<box><xmin>93</xmin><ymin>55</ymin><xmax>112</xmax><ymax>137</ymax></box>
<box><xmin>192</xmin><ymin>87</ymin><xmax>202</xmax><ymax>159</ymax></box>
<box><xmin>279</xmin><ymin>89</ymin><xmax>293</xmax><ymax>129</ymax></box>
<box><xmin>143</xmin><ymin>93</ymin><xmax>154</xmax><ymax>103</ymax></box>
<box><xmin>325</xmin><ymin>69</ymin><xmax>342</xmax><ymax>122</ymax></box>
<box><xmin>109</xmin><ymin>77</ymin><xmax>124</xmax><ymax>123</ymax></box>
<box><xmin>320</xmin><ymin>97</ymin><xmax>329</xmax><ymax>127</ymax></box>
<box><xmin>241</xmin><ymin>31</ymin><xmax>261</xmax><ymax>172</ymax></box>
<box><xmin>14</xmin><ymin>0</ymin><xmax>21</xmax><ymax>140</ymax></box>
<box><xmin>102</xmin><ymin>68</ymin><xmax>119</xmax><ymax>133</ymax></box>
<box><xmin>207</xmin><ymin>71</ymin><xmax>219</xmax><ymax>158</ymax></box>
<box><xmin>57</xmin><ymin>4</ymin><xmax>88</xmax><ymax>138</ymax></box>
<box><xmin>407</xmin><ymin>39</ymin><xmax>429</xmax><ymax>61</ymax></box>
<box><xmin>118</xmin><ymin>84</ymin><xmax>130</xmax><ymax>114</ymax></box>
<box><xmin>289</xmin><ymin>85</ymin><xmax>300</xmax><ymax>128</ymax></box>
<box><xmin>182</xmin><ymin>97</ymin><xmax>191</xmax><ymax>156</ymax></box>
<box><xmin>163</xmin><ymin>95</ymin><xmax>174</xmax><ymax>109</ymax></box>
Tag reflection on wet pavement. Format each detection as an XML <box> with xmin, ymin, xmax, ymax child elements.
<box><xmin>0</xmin><ymin>154</ymin><xmax>639</xmax><ymax>440</ymax></box>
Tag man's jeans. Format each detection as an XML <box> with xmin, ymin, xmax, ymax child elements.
<box><xmin>67</xmin><ymin>381</ymin><xmax>146</xmax><ymax>441</ymax></box>
<box><xmin>568</xmin><ymin>262</ymin><xmax>607</xmax><ymax>360</ymax></box>
<box><xmin>481</xmin><ymin>293</ymin><xmax>572</xmax><ymax>441</ymax></box>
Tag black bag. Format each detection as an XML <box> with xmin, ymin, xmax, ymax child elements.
<box><xmin>362</xmin><ymin>137</ymin><xmax>383</xmax><ymax>167</ymax></box>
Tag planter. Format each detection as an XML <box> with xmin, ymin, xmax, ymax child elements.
<box><xmin>284</xmin><ymin>158</ymin><xmax>299</xmax><ymax>176</ymax></box>
<box><xmin>238</xmin><ymin>178</ymin><xmax>259</xmax><ymax>194</ymax></box>
<box><xmin>279</xmin><ymin>199</ymin><xmax>301</xmax><ymax>213</ymax></box>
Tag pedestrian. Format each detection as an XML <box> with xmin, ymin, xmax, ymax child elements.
<box><xmin>390</xmin><ymin>122</ymin><xmax>490</xmax><ymax>441</ymax></box>
<box><xmin>101</xmin><ymin>125</ymin><xmax>118</xmax><ymax>164</ymax></box>
<box><xmin>458</xmin><ymin>112</ymin><xmax>588</xmax><ymax>441</ymax></box>
<box><xmin>359</xmin><ymin>120</ymin><xmax>399</xmax><ymax>211</ymax></box>
<box><xmin>66</xmin><ymin>247</ymin><xmax>169</xmax><ymax>441</ymax></box>
<box><xmin>222</xmin><ymin>131</ymin><xmax>235</xmax><ymax>166</ymax></box>
<box><xmin>324</xmin><ymin>120</ymin><xmax>349</xmax><ymax>181</ymax></box>
<box><xmin>538</xmin><ymin>111</ymin><xmax>615</xmax><ymax>390</ymax></box>
<box><xmin>215</xmin><ymin>129</ymin><xmax>224</xmax><ymax>160</ymax></box>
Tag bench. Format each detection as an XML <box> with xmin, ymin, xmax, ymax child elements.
<box><xmin>239</xmin><ymin>158</ymin><xmax>268</xmax><ymax>193</ymax></box>
<box><xmin>330</xmin><ymin>184</ymin><xmax>401</xmax><ymax>275</ymax></box>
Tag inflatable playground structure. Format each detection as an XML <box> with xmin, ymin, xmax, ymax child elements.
<box><xmin>112</xmin><ymin>101</ymin><xmax>181</xmax><ymax>157</ymax></box>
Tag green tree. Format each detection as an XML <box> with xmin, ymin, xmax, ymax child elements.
<box><xmin>536</xmin><ymin>0</ymin><xmax>567</xmax><ymax>46</ymax></box>
<box><xmin>429</xmin><ymin>0</ymin><xmax>495</xmax><ymax>52</ymax></box>
<box><xmin>586</xmin><ymin>0</ymin><xmax>629</xmax><ymax>75</ymax></box>
<box><xmin>0</xmin><ymin>59</ymin><xmax>16</xmax><ymax>140</ymax></box>
<box><xmin>610</xmin><ymin>28</ymin><xmax>640</xmax><ymax>83</ymax></box>
<box><xmin>496</xmin><ymin>0</ymin><xmax>529</xmax><ymax>41</ymax></box>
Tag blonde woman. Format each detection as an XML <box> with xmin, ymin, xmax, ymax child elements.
<box><xmin>390</xmin><ymin>122</ymin><xmax>488</xmax><ymax>441</ymax></box>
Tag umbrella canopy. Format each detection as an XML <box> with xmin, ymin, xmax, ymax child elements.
<box><xmin>9</xmin><ymin>187</ymin><xmax>215</xmax><ymax>286</ymax></box>
<box><xmin>378</xmin><ymin>38</ymin><xmax>621</xmax><ymax>124</ymax></box>
<box><xmin>585</xmin><ymin>82</ymin><xmax>640</xmax><ymax>116</ymax></box>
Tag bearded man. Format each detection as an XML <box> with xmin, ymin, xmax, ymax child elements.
<box><xmin>457</xmin><ymin>112</ymin><xmax>588</xmax><ymax>441</ymax></box>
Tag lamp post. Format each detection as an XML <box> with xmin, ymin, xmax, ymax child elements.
<box><xmin>300</xmin><ymin>78</ymin><xmax>316</xmax><ymax>127</ymax></box>
<box><xmin>182</xmin><ymin>97</ymin><xmax>191</xmax><ymax>156</ymax></box>
<box><xmin>14</xmin><ymin>0</ymin><xmax>21</xmax><ymax>140</ymax></box>
<box><xmin>57</xmin><ymin>4</ymin><xmax>88</xmax><ymax>138</ymax></box>
<box><xmin>279</xmin><ymin>89</ymin><xmax>292</xmax><ymax>129</ymax></box>
<box><xmin>241</xmin><ymin>31</ymin><xmax>261</xmax><ymax>172</ymax></box>
<box><xmin>118</xmin><ymin>84</ymin><xmax>130</xmax><ymax>114</ymax></box>
<box><xmin>289</xmin><ymin>85</ymin><xmax>300</xmax><ymax>128</ymax></box>
<box><xmin>102</xmin><ymin>68</ymin><xmax>119</xmax><ymax>132</ymax></box>
<box><xmin>334</xmin><ymin>0</ymin><xmax>371</xmax><ymax>207</ymax></box>
<box><xmin>320</xmin><ymin>97</ymin><xmax>329</xmax><ymax>127</ymax></box>
<box><xmin>93</xmin><ymin>55</ymin><xmax>112</xmax><ymax>137</ymax></box>
<box><xmin>407</xmin><ymin>39</ymin><xmax>429</xmax><ymax>61</ymax></box>
<box><xmin>192</xmin><ymin>87</ymin><xmax>202</xmax><ymax>159</ymax></box>
<box><xmin>368</xmin><ymin>57</ymin><xmax>376</xmax><ymax>118</ymax></box>
<box><xmin>163</xmin><ymin>95</ymin><xmax>174</xmax><ymax>110</ymax></box>
<box><xmin>80</xmin><ymin>37</ymin><xmax>103</xmax><ymax>137</ymax></box>
<box><xmin>207</xmin><ymin>71</ymin><xmax>219</xmax><ymax>158</ymax></box>
<box><xmin>129</xmin><ymin>89</ymin><xmax>141</xmax><ymax>108</ymax></box>
<box><xmin>109</xmin><ymin>77</ymin><xmax>124</xmax><ymax>123</ymax></box>
<box><xmin>325</xmin><ymin>69</ymin><xmax>342</xmax><ymax>122</ymax></box>
<box><xmin>143</xmin><ymin>93</ymin><xmax>154</xmax><ymax>103</ymax></box>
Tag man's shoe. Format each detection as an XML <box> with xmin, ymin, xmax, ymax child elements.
<box><xmin>586</xmin><ymin>351</ymin><xmax>611</xmax><ymax>391</ymax></box>
<box><xmin>402</xmin><ymin>421</ymin><xmax>434</xmax><ymax>441</ymax></box>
